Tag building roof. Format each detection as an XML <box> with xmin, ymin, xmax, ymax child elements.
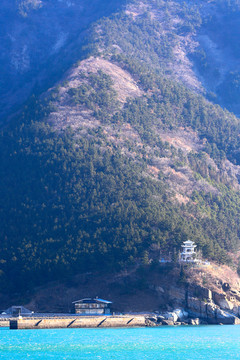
<box><xmin>95</xmin><ymin>298</ymin><xmax>112</xmax><ymax>304</ymax></box>
<box><xmin>72</xmin><ymin>298</ymin><xmax>112</xmax><ymax>304</ymax></box>
<box><xmin>3</xmin><ymin>306</ymin><xmax>33</xmax><ymax>315</ymax></box>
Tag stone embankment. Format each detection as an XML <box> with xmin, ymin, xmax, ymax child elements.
<box><xmin>0</xmin><ymin>319</ymin><xmax>9</xmax><ymax>327</ymax></box>
<box><xmin>10</xmin><ymin>315</ymin><xmax>146</xmax><ymax>330</ymax></box>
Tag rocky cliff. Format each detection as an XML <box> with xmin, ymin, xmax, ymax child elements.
<box><xmin>166</xmin><ymin>264</ymin><xmax>240</xmax><ymax>324</ymax></box>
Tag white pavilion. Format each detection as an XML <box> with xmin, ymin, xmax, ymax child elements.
<box><xmin>180</xmin><ymin>240</ymin><xmax>197</xmax><ymax>262</ymax></box>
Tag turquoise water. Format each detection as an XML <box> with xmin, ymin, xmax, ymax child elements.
<box><xmin>0</xmin><ymin>326</ymin><xmax>240</xmax><ymax>359</ymax></box>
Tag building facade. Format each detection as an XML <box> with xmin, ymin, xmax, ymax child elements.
<box><xmin>180</xmin><ymin>240</ymin><xmax>197</xmax><ymax>262</ymax></box>
<box><xmin>72</xmin><ymin>298</ymin><xmax>112</xmax><ymax>315</ymax></box>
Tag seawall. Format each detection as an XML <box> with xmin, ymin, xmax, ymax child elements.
<box><xmin>10</xmin><ymin>315</ymin><xmax>146</xmax><ymax>330</ymax></box>
<box><xmin>0</xmin><ymin>319</ymin><xmax>9</xmax><ymax>327</ymax></box>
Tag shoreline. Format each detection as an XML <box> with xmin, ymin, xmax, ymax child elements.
<box><xmin>2</xmin><ymin>313</ymin><xmax>239</xmax><ymax>329</ymax></box>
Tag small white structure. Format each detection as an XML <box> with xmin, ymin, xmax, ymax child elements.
<box><xmin>180</xmin><ymin>240</ymin><xmax>197</xmax><ymax>262</ymax></box>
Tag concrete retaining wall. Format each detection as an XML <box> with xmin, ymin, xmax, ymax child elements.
<box><xmin>10</xmin><ymin>315</ymin><xmax>146</xmax><ymax>330</ymax></box>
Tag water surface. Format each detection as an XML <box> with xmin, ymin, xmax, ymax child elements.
<box><xmin>0</xmin><ymin>325</ymin><xmax>240</xmax><ymax>359</ymax></box>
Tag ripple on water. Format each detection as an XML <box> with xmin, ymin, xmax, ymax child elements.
<box><xmin>1</xmin><ymin>326</ymin><xmax>240</xmax><ymax>360</ymax></box>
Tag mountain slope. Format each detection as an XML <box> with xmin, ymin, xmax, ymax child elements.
<box><xmin>0</xmin><ymin>0</ymin><xmax>124</xmax><ymax>120</ymax></box>
<box><xmin>1</xmin><ymin>0</ymin><xmax>240</xmax><ymax>296</ymax></box>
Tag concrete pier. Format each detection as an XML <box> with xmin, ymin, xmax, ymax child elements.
<box><xmin>10</xmin><ymin>315</ymin><xmax>146</xmax><ymax>330</ymax></box>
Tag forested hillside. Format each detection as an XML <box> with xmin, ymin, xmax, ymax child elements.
<box><xmin>1</xmin><ymin>0</ymin><xmax>240</xmax><ymax>295</ymax></box>
<box><xmin>0</xmin><ymin>0</ymin><xmax>123</xmax><ymax>120</ymax></box>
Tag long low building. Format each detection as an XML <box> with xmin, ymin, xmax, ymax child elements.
<box><xmin>72</xmin><ymin>298</ymin><xmax>112</xmax><ymax>315</ymax></box>
<box><xmin>2</xmin><ymin>306</ymin><xmax>33</xmax><ymax>317</ymax></box>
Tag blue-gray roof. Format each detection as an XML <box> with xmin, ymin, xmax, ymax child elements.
<box><xmin>72</xmin><ymin>298</ymin><xmax>112</xmax><ymax>304</ymax></box>
<box><xmin>95</xmin><ymin>298</ymin><xmax>112</xmax><ymax>304</ymax></box>
<box><xmin>3</xmin><ymin>306</ymin><xmax>33</xmax><ymax>314</ymax></box>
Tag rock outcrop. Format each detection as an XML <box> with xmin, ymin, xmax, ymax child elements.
<box><xmin>167</xmin><ymin>283</ymin><xmax>240</xmax><ymax>325</ymax></box>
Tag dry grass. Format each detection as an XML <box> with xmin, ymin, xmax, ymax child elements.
<box><xmin>69</xmin><ymin>57</ymin><xmax>143</xmax><ymax>104</ymax></box>
<box><xmin>188</xmin><ymin>263</ymin><xmax>240</xmax><ymax>293</ymax></box>
<box><xmin>47</xmin><ymin>56</ymin><xmax>143</xmax><ymax>132</ymax></box>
